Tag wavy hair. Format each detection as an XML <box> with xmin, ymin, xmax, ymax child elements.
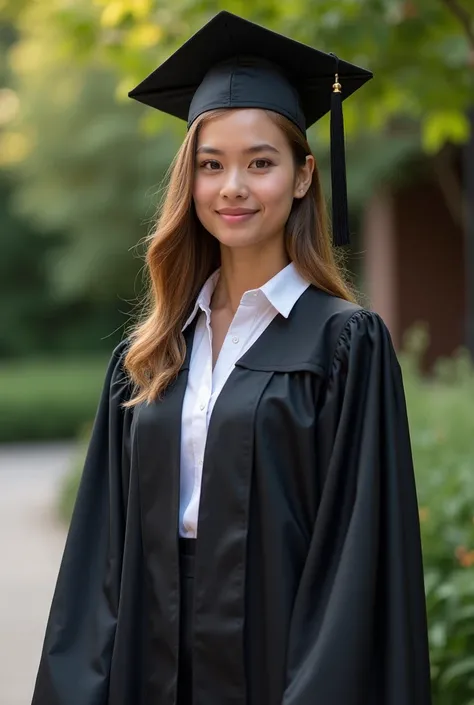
<box><xmin>124</xmin><ymin>109</ymin><xmax>358</xmax><ymax>406</ymax></box>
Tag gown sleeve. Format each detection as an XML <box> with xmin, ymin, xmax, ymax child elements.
<box><xmin>282</xmin><ymin>310</ymin><xmax>432</xmax><ymax>705</ymax></box>
<box><xmin>31</xmin><ymin>340</ymin><xmax>133</xmax><ymax>705</ymax></box>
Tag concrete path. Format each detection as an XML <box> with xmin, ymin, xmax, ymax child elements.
<box><xmin>0</xmin><ymin>443</ymin><xmax>75</xmax><ymax>705</ymax></box>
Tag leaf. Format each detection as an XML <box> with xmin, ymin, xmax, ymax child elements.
<box><xmin>0</xmin><ymin>131</ymin><xmax>32</xmax><ymax>166</ymax></box>
<box><xmin>0</xmin><ymin>87</ymin><xmax>20</xmax><ymax>125</ymax></box>
<box><xmin>440</xmin><ymin>657</ymin><xmax>474</xmax><ymax>687</ymax></box>
<box><xmin>422</xmin><ymin>110</ymin><xmax>470</xmax><ymax>154</ymax></box>
<box><xmin>453</xmin><ymin>604</ymin><xmax>474</xmax><ymax>623</ymax></box>
<box><xmin>429</xmin><ymin>622</ymin><xmax>447</xmax><ymax>649</ymax></box>
<box><xmin>100</xmin><ymin>1</ymin><xmax>127</xmax><ymax>28</ymax></box>
<box><xmin>126</xmin><ymin>22</ymin><xmax>163</xmax><ymax>48</ymax></box>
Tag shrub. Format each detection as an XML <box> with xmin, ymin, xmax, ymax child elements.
<box><xmin>400</xmin><ymin>324</ymin><xmax>474</xmax><ymax>705</ymax></box>
<box><xmin>0</xmin><ymin>356</ymin><xmax>108</xmax><ymax>443</ymax></box>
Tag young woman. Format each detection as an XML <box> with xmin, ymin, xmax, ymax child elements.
<box><xmin>32</xmin><ymin>12</ymin><xmax>432</xmax><ymax>705</ymax></box>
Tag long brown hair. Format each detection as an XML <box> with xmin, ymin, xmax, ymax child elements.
<box><xmin>124</xmin><ymin>109</ymin><xmax>358</xmax><ymax>407</ymax></box>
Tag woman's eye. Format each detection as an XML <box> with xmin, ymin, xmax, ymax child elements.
<box><xmin>199</xmin><ymin>158</ymin><xmax>272</xmax><ymax>170</ymax></box>
<box><xmin>201</xmin><ymin>160</ymin><xmax>222</xmax><ymax>170</ymax></box>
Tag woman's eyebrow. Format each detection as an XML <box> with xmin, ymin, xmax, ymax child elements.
<box><xmin>196</xmin><ymin>143</ymin><xmax>280</xmax><ymax>155</ymax></box>
<box><xmin>246</xmin><ymin>143</ymin><xmax>280</xmax><ymax>155</ymax></box>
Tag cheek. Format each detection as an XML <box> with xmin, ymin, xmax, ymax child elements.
<box><xmin>257</xmin><ymin>173</ymin><xmax>295</xmax><ymax>210</ymax></box>
<box><xmin>193</xmin><ymin>175</ymin><xmax>215</xmax><ymax>207</ymax></box>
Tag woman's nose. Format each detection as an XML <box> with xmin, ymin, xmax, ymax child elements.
<box><xmin>219</xmin><ymin>169</ymin><xmax>248</xmax><ymax>199</ymax></box>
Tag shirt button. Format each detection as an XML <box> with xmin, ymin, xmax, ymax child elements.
<box><xmin>232</xmin><ymin>335</ymin><xmax>239</xmax><ymax>344</ymax></box>
<box><xmin>199</xmin><ymin>403</ymin><xmax>205</xmax><ymax>411</ymax></box>
<box><xmin>198</xmin><ymin>459</ymin><xmax>203</xmax><ymax>466</ymax></box>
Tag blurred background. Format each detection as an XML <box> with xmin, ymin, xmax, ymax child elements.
<box><xmin>0</xmin><ymin>0</ymin><xmax>474</xmax><ymax>703</ymax></box>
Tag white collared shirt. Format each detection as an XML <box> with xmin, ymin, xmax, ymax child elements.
<box><xmin>179</xmin><ymin>262</ymin><xmax>310</xmax><ymax>537</ymax></box>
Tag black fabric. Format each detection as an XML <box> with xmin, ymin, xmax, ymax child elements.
<box><xmin>31</xmin><ymin>285</ymin><xmax>432</xmax><ymax>705</ymax></box>
<box><xmin>188</xmin><ymin>56</ymin><xmax>307</xmax><ymax>133</ymax></box>
<box><xmin>178</xmin><ymin>541</ymin><xmax>195</xmax><ymax>705</ymax></box>
<box><xmin>330</xmin><ymin>55</ymin><xmax>350</xmax><ymax>247</ymax></box>
<box><xmin>179</xmin><ymin>538</ymin><xmax>196</xmax><ymax>556</ymax></box>
<box><xmin>128</xmin><ymin>11</ymin><xmax>372</xmax><ymax>130</ymax></box>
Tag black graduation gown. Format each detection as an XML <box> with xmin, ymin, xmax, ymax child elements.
<box><xmin>31</xmin><ymin>285</ymin><xmax>432</xmax><ymax>705</ymax></box>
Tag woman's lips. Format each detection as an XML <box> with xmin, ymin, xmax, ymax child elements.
<box><xmin>217</xmin><ymin>210</ymin><xmax>258</xmax><ymax>224</ymax></box>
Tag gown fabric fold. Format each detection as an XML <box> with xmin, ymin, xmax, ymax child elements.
<box><xmin>31</xmin><ymin>286</ymin><xmax>432</xmax><ymax>705</ymax></box>
<box><xmin>281</xmin><ymin>310</ymin><xmax>431</xmax><ymax>705</ymax></box>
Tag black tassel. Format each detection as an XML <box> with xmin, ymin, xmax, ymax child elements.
<box><xmin>330</xmin><ymin>54</ymin><xmax>350</xmax><ymax>247</ymax></box>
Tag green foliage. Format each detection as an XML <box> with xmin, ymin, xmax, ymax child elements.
<box><xmin>0</xmin><ymin>170</ymin><xmax>125</xmax><ymax>357</ymax></box>
<box><xmin>8</xmin><ymin>60</ymin><xmax>175</xmax><ymax>305</ymax></box>
<box><xmin>1</xmin><ymin>2</ymin><xmax>179</xmax><ymax>332</ymax></box>
<box><xmin>400</xmin><ymin>325</ymin><xmax>474</xmax><ymax>705</ymax></box>
<box><xmin>0</xmin><ymin>176</ymin><xmax>53</xmax><ymax>356</ymax></box>
<box><xmin>0</xmin><ymin>355</ymin><xmax>108</xmax><ymax>442</ymax></box>
<box><xmin>43</xmin><ymin>0</ymin><xmax>474</xmax><ymax>149</ymax></box>
<box><xmin>2</xmin><ymin>0</ymin><xmax>472</xmax><ymax>361</ymax></box>
<box><xmin>0</xmin><ymin>13</ymin><xmax>134</xmax><ymax>357</ymax></box>
<box><xmin>1</xmin><ymin>0</ymin><xmax>472</xmax><ymax>360</ymax></box>
<box><xmin>318</xmin><ymin>130</ymin><xmax>422</xmax><ymax>213</ymax></box>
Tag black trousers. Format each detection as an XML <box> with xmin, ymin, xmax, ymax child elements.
<box><xmin>177</xmin><ymin>538</ymin><xmax>196</xmax><ymax>705</ymax></box>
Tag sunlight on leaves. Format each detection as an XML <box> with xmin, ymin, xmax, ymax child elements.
<box><xmin>126</xmin><ymin>23</ymin><xmax>163</xmax><ymax>48</ymax></box>
<box><xmin>115</xmin><ymin>75</ymin><xmax>137</xmax><ymax>101</ymax></box>
<box><xmin>100</xmin><ymin>1</ymin><xmax>128</xmax><ymax>28</ymax></box>
<box><xmin>8</xmin><ymin>39</ymin><xmax>46</xmax><ymax>76</ymax></box>
<box><xmin>0</xmin><ymin>89</ymin><xmax>20</xmax><ymax>126</ymax></box>
<box><xmin>0</xmin><ymin>131</ymin><xmax>32</xmax><ymax>166</ymax></box>
<box><xmin>96</xmin><ymin>0</ymin><xmax>152</xmax><ymax>25</ymax></box>
<box><xmin>422</xmin><ymin>110</ymin><xmax>470</xmax><ymax>154</ymax></box>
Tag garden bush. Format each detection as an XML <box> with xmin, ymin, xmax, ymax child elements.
<box><xmin>400</xmin><ymin>325</ymin><xmax>474</xmax><ymax>705</ymax></box>
<box><xmin>0</xmin><ymin>355</ymin><xmax>108</xmax><ymax>443</ymax></box>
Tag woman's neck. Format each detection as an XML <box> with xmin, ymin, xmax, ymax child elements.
<box><xmin>212</xmin><ymin>244</ymin><xmax>290</xmax><ymax>315</ymax></box>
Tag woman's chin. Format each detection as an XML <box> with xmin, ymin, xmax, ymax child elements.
<box><xmin>210</xmin><ymin>227</ymin><xmax>264</xmax><ymax>249</ymax></box>
<box><xmin>207</xmin><ymin>220</ymin><xmax>280</xmax><ymax>250</ymax></box>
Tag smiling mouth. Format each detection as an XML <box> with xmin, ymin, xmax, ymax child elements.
<box><xmin>216</xmin><ymin>209</ymin><xmax>259</xmax><ymax>223</ymax></box>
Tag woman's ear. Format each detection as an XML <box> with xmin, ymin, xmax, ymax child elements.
<box><xmin>293</xmin><ymin>154</ymin><xmax>315</xmax><ymax>199</ymax></box>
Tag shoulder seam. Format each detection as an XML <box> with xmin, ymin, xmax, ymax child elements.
<box><xmin>327</xmin><ymin>308</ymin><xmax>374</xmax><ymax>380</ymax></box>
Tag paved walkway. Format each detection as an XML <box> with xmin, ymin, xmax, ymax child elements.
<box><xmin>0</xmin><ymin>443</ymin><xmax>75</xmax><ymax>705</ymax></box>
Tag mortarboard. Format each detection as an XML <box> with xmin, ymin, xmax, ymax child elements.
<box><xmin>129</xmin><ymin>11</ymin><xmax>373</xmax><ymax>247</ymax></box>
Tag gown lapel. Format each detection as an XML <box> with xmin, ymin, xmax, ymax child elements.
<box><xmin>193</xmin><ymin>365</ymin><xmax>274</xmax><ymax>705</ymax></box>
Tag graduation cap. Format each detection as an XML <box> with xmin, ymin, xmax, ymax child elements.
<box><xmin>129</xmin><ymin>11</ymin><xmax>373</xmax><ymax>247</ymax></box>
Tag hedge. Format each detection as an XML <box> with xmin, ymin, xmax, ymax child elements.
<box><xmin>400</xmin><ymin>325</ymin><xmax>474</xmax><ymax>705</ymax></box>
<box><xmin>0</xmin><ymin>355</ymin><xmax>109</xmax><ymax>443</ymax></box>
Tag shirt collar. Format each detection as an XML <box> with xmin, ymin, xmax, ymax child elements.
<box><xmin>182</xmin><ymin>262</ymin><xmax>310</xmax><ymax>331</ymax></box>
<box><xmin>258</xmin><ymin>262</ymin><xmax>310</xmax><ymax>318</ymax></box>
<box><xmin>182</xmin><ymin>269</ymin><xmax>220</xmax><ymax>331</ymax></box>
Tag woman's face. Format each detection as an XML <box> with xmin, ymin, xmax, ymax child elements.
<box><xmin>193</xmin><ymin>109</ymin><xmax>313</xmax><ymax>252</ymax></box>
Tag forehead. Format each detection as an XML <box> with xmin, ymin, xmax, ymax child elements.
<box><xmin>197</xmin><ymin>108</ymin><xmax>288</xmax><ymax>149</ymax></box>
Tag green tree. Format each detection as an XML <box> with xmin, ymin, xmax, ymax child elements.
<box><xmin>0</xmin><ymin>17</ymin><xmax>61</xmax><ymax>356</ymax></box>
<box><xmin>2</xmin><ymin>0</ymin><xmax>473</xmax><ymax>355</ymax></box>
<box><xmin>2</xmin><ymin>1</ymin><xmax>179</xmax><ymax>335</ymax></box>
<box><xmin>47</xmin><ymin>0</ymin><xmax>474</xmax><ymax>153</ymax></box>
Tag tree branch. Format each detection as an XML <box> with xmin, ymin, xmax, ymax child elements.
<box><xmin>440</xmin><ymin>0</ymin><xmax>474</xmax><ymax>51</ymax></box>
<box><xmin>432</xmin><ymin>145</ymin><xmax>464</xmax><ymax>229</ymax></box>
